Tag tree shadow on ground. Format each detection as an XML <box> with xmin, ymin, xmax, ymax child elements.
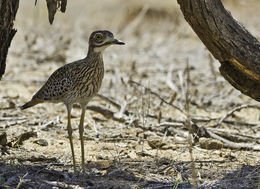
<box><xmin>210</xmin><ymin>164</ymin><xmax>259</xmax><ymax>189</ymax></box>
<box><xmin>1</xmin><ymin>146</ymin><xmax>258</xmax><ymax>189</ymax></box>
<box><xmin>0</xmin><ymin>156</ymin><xmax>192</xmax><ymax>189</ymax></box>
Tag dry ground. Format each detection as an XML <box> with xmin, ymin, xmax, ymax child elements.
<box><xmin>0</xmin><ymin>0</ymin><xmax>260</xmax><ymax>188</ymax></box>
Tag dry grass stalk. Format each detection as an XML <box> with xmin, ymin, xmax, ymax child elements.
<box><xmin>184</xmin><ymin>60</ymin><xmax>198</xmax><ymax>188</ymax></box>
<box><xmin>129</xmin><ymin>80</ymin><xmax>185</xmax><ymax>115</ymax></box>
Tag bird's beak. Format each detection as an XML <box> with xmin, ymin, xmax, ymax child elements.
<box><xmin>111</xmin><ymin>39</ymin><xmax>125</xmax><ymax>45</ymax></box>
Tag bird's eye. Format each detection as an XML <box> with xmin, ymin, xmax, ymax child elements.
<box><xmin>95</xmin><ymin>33</ymin><xmax>103</xmax><ymax>41</ymax></box>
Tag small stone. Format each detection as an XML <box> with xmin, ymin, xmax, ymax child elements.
<box><xmin>147</xmin><ymin>137</ymin><xmax>167</xmax><ymax>149</ymax></box>
<box><xmin>0</xmin><ymin>132</ymin><xmax>7</xmax><ymax>146</ymax></box>
<box><xmin>199</xmin><ymin>137</ymin><xmax>223</xmax><ymax>150</ymax></box>
<box><xmin>12</xmin><ymin>131</ymin><xmax>37</xmax><ymax>147</ymax></box>
<box><xmin>34</xmin><ymin>139</ymin><xmax>48</xmax><ymax>146</ymax></box>
<box><xmin>8</xmin><ymin>101</ymin><xmax>16</xmax><ymax>109</ymax></box>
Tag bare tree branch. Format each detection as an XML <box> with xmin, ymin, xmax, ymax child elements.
<box><xmin>177</xmin><ymin>0</ymin><xmax>260</xmax><ymax>102</ymax></box>
<box><xmin>0</xmin><ymin>0</ymin><xmax>19</xmax><ymax>80</ymax></box>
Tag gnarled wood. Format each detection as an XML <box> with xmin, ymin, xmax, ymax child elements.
<box><xmin>0</xmin><ymin>0</ymin><xmax>67</xmax><ymax>80</ymax></box>
<box><xmin>0</xmin><ymin>0</ymin><xmax>19</xmax><ymax>80</ymax></box>
<box><xmin>177</xmin><ymin>0</ymin><xmax>260</xmax><ymax>102</ymax></box>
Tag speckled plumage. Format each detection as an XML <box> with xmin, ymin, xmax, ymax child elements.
<box><xmin>33</xmin><ymin>51</ymin><xmax>104</xmax><ymax>106</ymax></box>
<box><xmin>21</xmin><ymin>30</ymin><xmax>124</xmax><ymax>173</ymax></box>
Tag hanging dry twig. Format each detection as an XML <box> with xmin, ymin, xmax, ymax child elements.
<box><xmin>35</xmin><ymin>0</ymin><xmax>67</xmax><ymax>24</ymax></box>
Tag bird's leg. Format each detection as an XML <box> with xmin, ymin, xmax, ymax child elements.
<box><xmin>66</xmin><ymin>105</ymin><xmax>77</xmax><ymax>172</ymax></box>
<box><xmin>78</xmin><ymin>105</ymin><xmax>86</xmax><ymax>173</ymax></box>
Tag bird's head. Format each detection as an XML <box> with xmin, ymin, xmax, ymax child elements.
<box><xmin>89</xmin><ymin>30</ymin><xmax>125</xmax><ymax>53</ymax></box>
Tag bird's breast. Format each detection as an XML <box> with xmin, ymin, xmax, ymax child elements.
<box><xmin>69</xmin><ymin>63</ymin><xmax>104</xmax><ymax>102</ymax></box>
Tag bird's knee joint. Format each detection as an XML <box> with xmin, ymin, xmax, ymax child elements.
<box><xmin>67</xmin><ymin>127</ymin><xmax>73</xmax><ymax>136</ymax></box>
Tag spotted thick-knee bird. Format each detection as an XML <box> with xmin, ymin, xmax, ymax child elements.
<box><xmin>21</xmin><ymin>30</ymin><xmax>125</xmax><ymax>173</ymax></box>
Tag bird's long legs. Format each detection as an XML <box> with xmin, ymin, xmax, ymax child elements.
<box><xmin>78</xmin><ymin>106</ymin><xmax>86</xmax><ymax>173</ymax></box>
<box><xmin>66</xmin><ymin>105</ymin><xmax>77</xmax><ymax>172</ymax></box>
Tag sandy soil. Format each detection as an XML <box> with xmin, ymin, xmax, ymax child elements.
<box><xmin>0</xmin><ymin>0</ymin><xmax>259</xmax><ymax>188</ymax></box>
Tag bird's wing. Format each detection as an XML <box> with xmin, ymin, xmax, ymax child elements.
<box><xmin>32</xmin><ymin>60</ymin><xmax>82</xmax><ymax>101</ymax></box>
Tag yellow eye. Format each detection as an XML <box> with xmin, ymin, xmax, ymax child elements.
<box><xmin>95</xmin><ymin>33</ymin><xmax>103</xmax><ymax>41</ymax></box>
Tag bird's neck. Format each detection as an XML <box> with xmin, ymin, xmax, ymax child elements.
<box><xmin>86</xmin><ymin>48</ymin><xmax>103</xmax><ymax>66</ymax></box>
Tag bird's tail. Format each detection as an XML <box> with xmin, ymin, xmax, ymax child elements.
<box><xmin>20</xmin><ymin>99</ymin><xmax>43</xmax><ymax>110</ymax></box>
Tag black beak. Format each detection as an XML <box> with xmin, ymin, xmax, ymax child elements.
<box><xmin>112</xmin><ymin>39</ymin><xmax>125</xmax><ymax>45</ymax></box>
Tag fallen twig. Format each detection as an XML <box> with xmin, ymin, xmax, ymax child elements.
<box><xmin>145</xmin><ymin>119</ymin><xmax>260</xmax><ymax>151</ymax></box>
<box><xmin>87</xmin><ymin>105</ymin><xmax>125</xmax><ymax>123</ymax></box>
<box><xmin>115</xmin><ymin>97</ymin><xmax>137</xmax><ymax>118</ymax></box>
<box><xmin>96</xmin><ymin>94</ymin><xmax>121</xmax><ymax>110</ymax></box>
<box><xmin>149</xmin><ymin>114</ymin><xmax>259</xmax><ymax>128</ymax></box>
<box><xmin>158</xmin><ymin>122</ymin><xmax>184</xmax><ymax>128</ymax></box>
<box><xmin>222</xmin><ymin>120</ymin><xmax>259</xmax><ymax>127</ymax></box>
<box><xmin>129</xmin><ymin>80</ymin><xmax>185</xmax><ymax>115</ymax></box>
<box><xmin>35</xmin><ymin>178</ymin><xmax>84</xmax><ymax>189</ymax></box>
<box><xmin>16</xmin><ymin>172</ymin><xmax>29</xmax><ymax>189</ymax></box>
<box><xmin>12</xmin><ymin>131</ymin><xmax>37</xmax><ymax>147</ymax></box>
<box><xmin>167</xmin><ymin>127</ymin><xmax>189</xmax><ymax>138</ymax></box>
<box><xmin>216</xmin><ymin>104</ymin><xmax>260</xmax><ymax>127</ymax></box>
<box><xmin>207</xmin><ymin>130</ymin><xmax>260</xmax><ymax>151</ymax></box>
<box><xmin>208</xmin><ymin>128</ymin><xmax>260</xmax><ymax>144</ymax></box>
<box><xmin>0</xmin><ymin>120</ymin><xmax>27</xmax><ymax>128</ymax></box>
<box><xmin>0</xmin><ymin>116</ymin><xmax>27</xmax><ymax>121</ymax></box>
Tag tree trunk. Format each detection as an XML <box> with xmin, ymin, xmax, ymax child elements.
<box><xmin>177</xmin><ymin>0</ymin><xmax>260</xmax><ymax>102</ymax></box>
<box><xmin>0</xmin><ymin>0</ymin><xmax>19</xmax><ymax>80</ymax></box>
